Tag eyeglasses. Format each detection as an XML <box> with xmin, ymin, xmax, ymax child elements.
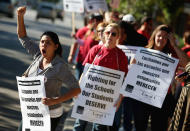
<box><xmin>105</xmin><ymin>31</ymin><xmax>117</xmax><ymax>37</ymax></box>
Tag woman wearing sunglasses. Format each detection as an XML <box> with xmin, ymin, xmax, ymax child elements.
<box><xmin>95</xmin><ymin>22</ymin><xmax>109</xmax><ymax>45</ymax></box>
<box><xmin>81</xmin><ymin>23</ymin><xmax>128</xmax><ymax>131</ymax></box>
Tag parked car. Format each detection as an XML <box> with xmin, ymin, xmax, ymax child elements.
<box><xmin>0</xmin><ymin>0</ymin><xmax>15</xmax><ymax>18</ymax></box>
<box><xmin>56</xmin><ymin>3</ymin><xmax>64</xmax><ymax>21</ymax></box>
<box><xmin>36</xmin><ymin>2</ymin><xmax>57</xmax><ymax>22</ymax></box>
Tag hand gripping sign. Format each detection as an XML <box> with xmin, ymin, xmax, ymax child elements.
<box><xmin>71</xmin><ymin>63</ymin><xmax>124</xmax><ymax>125</ymax></box>
<box><xmin>16</xmin><ymin>76</ymin><xmax>50</xmax><ymax>131</ymax></box>
<box><xmin>120</xmin><ymin>48</ymin><xmax>179</xmax><ymax>108</ymax></box>
<box><xmin>117</xmin><ymin>45</ymin><xmax>142</xmax><ymax>69</ymax></box>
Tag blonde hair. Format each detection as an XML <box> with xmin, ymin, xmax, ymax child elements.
<box><xmin>104</xmin><ymin>23</ymin><xmax>120</xmax><ymax>38</ymax></box>
<box><xmin>104</xmin><ymin>23</ymin><xmax>121</xmax><ymax>45</ymax></box>
<box><xmin>95</xmin><ymin>22</ymin><xmax>109</xmax><ymax>41</ymax></box>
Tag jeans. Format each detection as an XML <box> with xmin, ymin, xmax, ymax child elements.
<box><xmin>75</xmin><ymin>62</ymin><xmax>84</xmax><ymax>80</ymax></box>
<box><xmin>73</xmin><ymin>119</ymin><xmax>88</xmax><ymax>131</ymax></box>
<box><xmin>133</xmin><ymin>93</ymin><xmax>175</xmax><ymax>131</ymax></box>
<box><xmin>122</xmin><ymin>97</ymin><xmax>134</xmax><ymax>131</ymax></box>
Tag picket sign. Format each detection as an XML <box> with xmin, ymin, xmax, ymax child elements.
<box><xmin>64</xmin><ymin>0</ymin><xmax>84</xmax><ymax>13</ymax></box>
<box><xmin>16</xmin><ymin>76</ymin><xmax>50</xmax><ymax>131</ymax></box>
<box><xmin>117</xmin><ymin>45</ymin><xmax>142</xmax><ymax>69</ymax></box>
<box><xmin>71</xmin><ymin>63</ymin><xmax>125</xmax><ymax>125</ymax></box>
<box><xmin>120</xmin><ymin>48</ymin><xmax>179</xmax><ymax>108</ymax></box>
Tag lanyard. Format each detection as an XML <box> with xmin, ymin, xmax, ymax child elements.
<box><xmin>91</xmin><ymin>46</ymin><xmax>120</xmax><ymax>71</ymax></box>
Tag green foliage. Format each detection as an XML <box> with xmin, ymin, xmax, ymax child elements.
<box><xmin>106</xmin><ymin>0</ymin><xmax>184</xmax><ymax>26</ymax></box>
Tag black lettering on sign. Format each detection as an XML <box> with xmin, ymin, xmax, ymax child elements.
<box><xmin>94</xmin><ymin>85</ymin><xmax>114</xmax><ymax>94</ymax></box>
<box><xmin>85</xmin><ymin>99</ymin><xmax>106</xmax><ymax>109</ymax></box>
<box><xmin>35</xmin><ymin>98</ymin><xmax>41</xmax><ymax>102</ymax></box>
<box><xmin>91</xmin><ymin>93</ymin><xmax>113</xmax><ymax>102</ymax></box>
<box><xmin>109</xmin><ymin>80</ymin><xmax>116</xmax><ymax>86</ymax></box>
<box><xmin>22</xmin><ymin>90</ymin><xmax>32</xmax><ymax>94</ymax></box>
<box><xmin>137</xmin><ymin>61</ymin><xmax>143</xmax><ymax>66</ymax></box>
<box><xmin>30</xmin><ymin>120</ymin><xmax>44</xmax><ymax>126</ymax></box>
<box><xmin>27</xmin><ymin>113</ymin><xmax>43</xmax><ymax>117</ymax></box>
<box><xmin>136</xmin><ymin>81</ymin><xmax>157</xmax><ymax>91</ymax></box>
<box><xmin>162</xmin><ymin>62</ymin><xmax>169</xmax><ymax>67</ymax></box>
<box><xmin>32</xmin><ymin>90</ymin><xmax>38</xmax><ymax>94</ymax></box>
<box><xmin>162</xmin><ymin>69</ymin><xmax>170</xmax><ymax>74</ymax></box>
<box><xmin>27</xmin><ymin>106</ymin><xmax>39</xmax><ymax>110</ymax></box>
<box><xmin>85</xmin><ymin>83</ymin><xmax>93</xmax><ymax>89</ymax></box>
<box><xmin>18</xmin><ymin>80</ymin><xmax>41</xmax><ymax>86</ymax></box>
<box><xmin>82</xmin><ymin>90</ymin><xmax>91</xmax><ymax>97</ymax></box>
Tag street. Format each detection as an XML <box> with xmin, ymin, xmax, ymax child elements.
<box><xmin>0</xmin><ymin>8</ymin><xmax>84</xmax><ymax>131</ymax></box>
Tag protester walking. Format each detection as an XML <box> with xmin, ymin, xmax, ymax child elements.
<box><xmin>68</xmin><ymin>14</ymin><xmax>103</xmax><ymax>80</ymax></box>
<box><xmin>16</xmin><ymin>6</ymin><xmax>81</xmax><ymax>131</ymax></box>
<box><xmin>133</xmin><ymin>24</ymin><xmax>188</xmax><ymax>131</ymax></box>
<box><xmin>82</xmin><ymin>23</ymin><xmax>128</xmax><ymax>131</ymax></box>
<box><xmin>137</xmin><ymin>16</ymin><xmax>153</xmax><ymax>40</ymax></box>
<box><xmin>182</xmin><ymin>31</ymin><xmax>190</xmax><ymax>58</ymax></box>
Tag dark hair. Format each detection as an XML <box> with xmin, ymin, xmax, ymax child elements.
<box><xmin>141</xmin><ymin>16</ymin><xmax>152</xmax><ymax>25</ymax></box>
<box><xmin>40</xmin><ymin>31</ymin><xmax>62</xmax><ymax>57</ymax></box>
<box><xmin>88</xmin><ymin>13</ymin><xmax>104</xmax><ymax>22</ymax></box>
<box><xmin>183</xmin><ymin>31</ymin><xmax>190</xmax><ymax>44</ymax></box>
<box><xmin>118</xmin><ymin>21</ymin><xmax>147</xmax><ymax>47</ymax></box>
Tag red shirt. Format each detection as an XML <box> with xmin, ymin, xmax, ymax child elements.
<box><xmin>77</xmin><ymin>32</ymin><xmax>99</xmax><ymax>63</ymax></box>
<box><xmin>76</xmin><ymin>26</ymin><xmax>89</xmax><ymax>39</ymax></box>
<box><xmin>83</xmin><ymin>45</ymin><xmax>128</xmax><ymax>74</ymax></box>
<box><xmin>137</xmin><ymin>29</ymin><xmax>150</xmax><ymax>40</ymax></box>
<box><xmin>181</xmin><ymin>44</ymin><xmax>190</xmax><ymax>58</ymax></box>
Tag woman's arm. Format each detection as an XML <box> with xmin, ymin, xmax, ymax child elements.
<box><xmin>169</xmin><ymin>33</ymin><xmax>190</xmax><ymax>67</ymax></box>
<box><xmin>17</xmin><ymin>6</ymin><xmax>40</xmax><ymax>58</ymax></box>
<box><xmin>42</xmin><ymin>72</ymin><xmax>83</xmax><ymax>106</ymax></box>
<box><xmin>42</xmin><ymin>88</ymin><xmax>81</xmax><ymax>106</ymax></box>
<box><xmin>114</xmin><ymin>94</ymin><xmax>123</xmax><ymax>111</ymax></box>
<box><xmin>68</xmin><ymin>42</ymin><xmax>78</xmax><ymax>63</ymax></box>
<box><xmin>17</xmin><ymin>6</ymin><xmax>27</xmax><ymax>38</ymax></box>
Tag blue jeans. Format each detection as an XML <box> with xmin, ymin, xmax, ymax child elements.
<box><xmin>122</xmin><ymin>97</ymin><xmax>134</xmax><ymax>131</ymax></box>
<box><xmin>75</xmin><ymin>62</ymin><xmax>84</xmax><ymax>80</ymax></box>
<box><xmin>132</xmin><ymin>93</ymin><xmax>175</xmax><ymax>131</ymax></box>
<box><xmin>73</xmin><ymin>119</ymin><xmax>88</xmax><ymax>131</ymax></box>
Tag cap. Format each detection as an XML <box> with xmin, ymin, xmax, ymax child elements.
<box><xmin>122</xmin><ymin>14</ymin><xmax>136</xmax><ymax>23</ymax></box>
<box><xmin>88</xmin><ymin>13</ymin><xmax>103</xmax><ymax>21</ymax></box>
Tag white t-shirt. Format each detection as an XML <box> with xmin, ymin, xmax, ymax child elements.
<box><xmin>38</xmin><ymin>68</ymin><xmax>63</xmax><ymax>118</ymax></box>
<box><xmin>50</xmin><ymin>106</ymin><xmax>63</xmax><ymax>118</ymax></box>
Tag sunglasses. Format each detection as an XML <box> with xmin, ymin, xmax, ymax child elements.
<box><xmin>97</xmin><ymin>30</ymin><xmax>104</xmax><ymax>33</ymax></box>
<box><xmin>105</xmin><ymin>31</ymin><xmax>117</xmax><ymax>37</ymax></box>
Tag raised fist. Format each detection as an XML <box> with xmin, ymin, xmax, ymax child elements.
<box><xmin>17</xmin><ymin>6</ymin><xmax>26</xmax><ymax>16</ymax></box>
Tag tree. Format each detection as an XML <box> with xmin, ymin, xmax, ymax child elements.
<box><xmin>106</xmin><ymin>0</ymin><xmax>184</xmax><ymax>27</ymax></box>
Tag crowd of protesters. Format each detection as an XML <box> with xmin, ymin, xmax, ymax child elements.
<box><xmin>15</xmin><ymin>6</ymin><xmax>190</xmax><ymax>131</ymax></box>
